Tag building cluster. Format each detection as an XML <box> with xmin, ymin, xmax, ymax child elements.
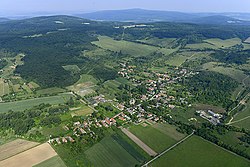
<box><xmin>196</xmin><ymin>110</ymin><xmax>223</xmax><ymax>125</ymax></box>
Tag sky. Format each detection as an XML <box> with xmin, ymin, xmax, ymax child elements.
<box><xmin>1</xmin><ymin>0</ymin><xmax>250</xmax><ymax>15</ymax></box>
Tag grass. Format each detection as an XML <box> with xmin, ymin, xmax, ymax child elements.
<box><xmin>36</xmin><ymin>87</ymin><xmax>66</xmax><ymax>95</ymax></box>
<box><xmin>0</xmin><ymin>93</ymin><xmax>72</xmax><ymax>112</ymax></box>
<box><xmin>0</xmin><ymin>78</ymin><xmax>9</xmax><ymax>96</ymax></box>
<box><xmin>62</xmin><ymin>65</ymin><xmax>80</xmax><ymax>73</ymax></box>
<box><xmin>204</xmin><ymin>38</ymin><xmax>242</xmax><ymax>48</ymax></box>
<box><xmin>166</xmin><ymin>54</ymin><xmax>189</xmax><ymax>66</ymax></box>
<box><xmin>92</xmin><ymin>36</ymin><xmax>176</xmax><ymax>57</ymax></box>
<box><xmin>138</xmin><ymin>37</ymin><xmax>177</xmax><ymax>48</ymax></box>
<box><xmin>34</xmin><ymin>155</ymin><xmax>67</xmax><ymax>167</ymax></box>
<box><xmin>194</xmin><ymin>103</ymin><xmax>225</xmax><ymax>113</ymax></box>
<box><xmin>85</xmin><ymin>136</ymin><xmax>139</xmax><ymax>167</ymax></box>
<box><xmin>70</xmin><ymin>105</ymin><xmax>94</xmax><ymax>117</ymax></box>
<box><xmin>185</xmin><ymin>42</ymin><xmax>218</xmax><ymax>50</ymax></box>
<box><xmin>150</xmin><ymin>136</ymin><xmax>250</xmax><ymax>167</ymax></box>
<box><xmin>129</xmin><ymin>124</ymin><xmax>176</xmax><ymax>153</ymax></box>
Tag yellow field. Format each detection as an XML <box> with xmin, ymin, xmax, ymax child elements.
<box><xmin>0</xmin><ymin>78</ymin><xmax>9</xmax><ymax>96</ymax></box>
<box><xmin>0</xmin><ymin>139</ymin><xmax>39</xmax><ymax>161</ymax></box>
<box><xmin>0</xmin><ymin>143</ymin><xmax>57</xmax><ymax>167</ymax></box>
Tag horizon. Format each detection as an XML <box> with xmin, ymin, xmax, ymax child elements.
<box><xmin>1</xmin><ymin>0</ymin><xmax>250</xmax><ymax>17</ymax></box>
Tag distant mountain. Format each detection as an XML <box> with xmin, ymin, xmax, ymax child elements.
<box><xmin>0</xmin><ymin>18</ymin><xmax>10</xmax><ymax>22</ymax></box>
<box><xmin>77</xmin><ymin>9</ymin><xmax>250</xmax><ymax>25</ymax></box>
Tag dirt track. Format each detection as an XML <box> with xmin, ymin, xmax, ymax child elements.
<box><xmin>0</xmin><ymin>143</ymin><xmax>57</xmax><ymax>167</ymax></box>
<box><xmin>121</xmin><ymin>128</ymin><xmax>157</xmax><ymax>156</ymax></box>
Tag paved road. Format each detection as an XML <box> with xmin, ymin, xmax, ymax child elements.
<box><xmin>141</xmin><ymin>131</ymin><xmax>195</xmax><ymax>167</ymax></box>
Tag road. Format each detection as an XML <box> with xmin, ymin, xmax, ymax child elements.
<box><xmin>141</xmin><ymin>131</ymin><xmax>194</xmax><ymax>167</ymax></box>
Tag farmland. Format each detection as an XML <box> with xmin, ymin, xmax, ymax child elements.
<box><xmin>0</xmin><ymin>93</ymin><xmax>72</xmax><ymax>112</ymax></box>
<box><xmin>149</xmin><ymin>136</ymin><xmax>250</xmax><ymax>167</ymax></box>
<box><xmin>128</xmin><ymin>124</ymin><xmax>179</xmax><ymax>153</ymax></box>
<box><xmin>0</xmin><ymin>143</ymin><xmax>57</xmax><ymax>167</ymax></box>
<box><xmin>204</xmin><ymin>38</ymin><xmax>242</xmax><ymax>48</ymax></box>
<box><xmin>70</xmin><ymin>105</ymin><xmax>94</xmax><ymax>117</ymax></box>
<box><xmin>34</xmin><ymin>155</ymin><xmax>67</xmax><ymax>167</ymax></box>
<box><xmin>85</xmin><ymin>136</ymin><xmax>140</xmax><ymax>167</ymax></box>
<box><xmin>0</xmin><ymin>139</ymin><xmax>39</xmax><ymax>161</ymax></box>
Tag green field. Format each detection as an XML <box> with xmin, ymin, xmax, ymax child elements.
<box><xmin>150</xmin><ymin>136</ymin><xmax>250</xmax><ymax>167</ymax></box>
<box><xmin>138</xmin><ymin>37</ymin><xmax>177</xmax><ymax>48</ymax></box>
<box><xmin>34</xmin><ymin>155</ymin><xmax>67</xmax><ymax>167</ymax></box>
<box><xmin>36</xmin><ymin>87</ymin><xmax>66</xmax><ymax>95</ymax></box>
<box><xmin>92</xmin><ymin>36</ymin><xmax>175</xmax><ymax>57</ymax></box>
<box><xmin>232</xmin><ymin>99</ymin><xmax>250</xmax><ymax>129</ymax></box>
<box><xmin>62</xmin><ymin>65</ymin><xmax>80</xmax><ymax>73</ymax></box>
<box><xmin>129</xmin><ymin>124</ymin><xmax>177</xmax><ymax>153</ymax></box>
<box><xmin>204</xmin><ymin>38</ymin><xmax>242</xmax><ymax>48</ymax></box>
<box><xmin>0</xmin><ymin>93</ymin><xmax>72</xmax><ymax>112</ymax></box>
<box><xmin>0</xmin><ymin>78</ymin><xmax>9</xmax><ymax>96</ymax></box>
<box><xmin>185</xmin><ymin>42</ymin><xmax>218</xmax><ymax>50</ymax></box>
<box><xmin>70</xmin><ymin>105</ymin><xmax>94</xmax><ymax>117</ymax></box>
<box><xmin>85</xmin><ymin>136</ymin><xmax>139</xmax><ymax>167</ymax></box>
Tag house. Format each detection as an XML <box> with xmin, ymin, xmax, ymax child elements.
<box><xmin>62</xmin><ymin>137</ymin><xmax>68</xmax><ymax>143</ymax></box>
<box><xmin>79</xmin><ymin>128</ymin><xmax>87</xmax><ymax>134</ymax></box>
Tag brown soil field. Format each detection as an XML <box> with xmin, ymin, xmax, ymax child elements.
<box><xmin>0</xmin><ymin>139</ymin><xmax>39</xmax><ymax>161</ymax></box>
<box><xmin>0</xmin><ymin>143</ymin><xmax>57</xmax><ymax>167</ymax></box>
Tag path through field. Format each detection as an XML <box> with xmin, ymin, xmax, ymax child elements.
<box><xmin>121</xmin><ymin>128</ymin><xmax>157</xmax><ymax>156</ymax></box>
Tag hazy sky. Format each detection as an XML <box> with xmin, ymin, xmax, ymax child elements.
<box><xmin>1</xmin><ymin>0</ymin><xmax>250</xmax><ymax>15</ymax></box>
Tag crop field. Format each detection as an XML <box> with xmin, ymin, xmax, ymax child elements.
<box><xmin>85</xmin><ymin>136</ymin><xmax>139</xmax><ymax>167</ymax></box>
<box><xmin>185</xmin><ymin>42</ymin><xmax>218</xmax><ymax>50</ymax></box>
<box><xmin>62</xmin><ymin>65</ymin><xmax>80</xmax><ymax>73</ymax></box>
<box><xmin>70</xmin><ymin>105</ymin><xmax>94</xmax><ymax>117</ymax></box>
<box><xmin>34</xmin><ymin>155</ymin><xmax>67</xmax><ymax>167</ymax></box>
<box><xmin>0</xmin><ymin>139</ymin><xmax>39</xmax><ymax>161</ymax></box>
<box><xmin>194</xmin><ymin>103</ymin><xmax>226</xmax><ymax>113</ymax></box>
<box><xmin>0</xmin><ymin>93</ymin><xmax>73</xmax><ymax>113</ymax></box>
<box><xmin>92</xmin><ymin>36</ymin><xmax>175</xmax><ymax>57</ymax></box>
<box><xmin>129</xmin><ymin>124</ymin><xmax>177</xmax><ymax>153</ymax></box>
<box><xmin>0</xmin><ymin>78</ymin><xmax>9</xmax><ymax>96</ymax></box>
<box><xmin>27</xmin><ymin>82</ymin><xmax>40</xmax><ymax>89</ymax></box>
<box><xmin>0</xmin><ymin>143</ymin><xmax>57</xmax><ymax>167</ymax></box>
<box><xmin>149</xmin><ymin>136</ymin><xmax>250</xmax><ymax>167</ymax></box>
<box><xmin>204</xmin><ymin>38</ymin><xmax>242</xmax><ymax>48</ymax></box>
<box><xmin>231</xmin><ymin>99</ymin><xmax>250</xmax><ymax>129</ymax></box>
<box><xmin>166</xmin><ymin>54</ymin><xmax>189</xmax><ymax>66</ymax></box>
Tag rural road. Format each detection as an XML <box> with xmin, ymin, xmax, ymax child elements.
<box><xmin>141</xmin><ymin>131</ymin><xmax>195</xmax><ymax>167</ymax></box>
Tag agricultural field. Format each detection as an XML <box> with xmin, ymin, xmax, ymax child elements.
<box><xmin>0</xmin><ymin>139</ymin><xmax>39</xmax><ymax>161</ymax></box>
<box><xmin>36</xmin><ymin>87</ymin><xmax>66</xmax><ymax>95</ymax></box>
<box><xmin>62</xmin><ymin>65</ymin><xmax>80</xmax><ymax>73</ymax></box>
<box><xmin>85</xmin><ymin>136</ymin><xmax>140</xmax><ymax>167</ymax></box>
<box><xmin>128</xmin><ymin>124</ymin><xmax>179</xmax><ymax>153</ymax></box>
<box><xmin>92</xmin><ymin>36</ymin><xmax>176</xmax><ymax>57</ymax></box>
<box><xmin>137</xmin><ymin>37</ymin><xmax>177</xmax><ymax>48</ymax></box>
<box><xmin>185</xmin><ymin>42</ymin><xmax>218</xmax><ymax>50</ymax></box>
<box><xmin>34</xmin><ymin>155</ymin><xmax>67</xmax><ymax>167</ymax></box>
<box><xmin>0</xmin><ymin>78</ymin><xmax>9</xmax><ymax>96</ymax></box>
<box><xmin>204</xmin><ymin>38</ymin><xmax>242</xmax><ymax>48</ymax></box>
<box><xmin>231</xmin><ymin>99</ymin><xmax>250</xmax><ymax>129</ymax></box>
<box><xmin>149</xmin><ymin>136</ymin><xmax>250</xmax><ymax>167</ymax></box>
<box><xmin>0</xmin><ymin>93</ymin><xmax>73</xmax><ymax>112</ymax></box>
<box><xmin>194</xmin><ymin>103</ymin><xmax>226</xmax><ymax>113</ymax></box>
<box><xmin>0</xmin><ymin>143</ymin><xmax>57</xmax><ymax>167</ymax></box>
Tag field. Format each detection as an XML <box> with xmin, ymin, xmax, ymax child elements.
<box><xmin>36</xmin><ymin>87</ymin><xmax>66</xmax><ymax>95</ymax></box>
<box><xmin>149</xmin><ymin>136</ymin><xmax>250</xmax><ymax>167</ymax></box>
<box><xmin>85</xmin><ymin>136</ymin><xmax>140</xmax><ymax>167</ymax></box>
<box><xmin>185</xmin><ymin>42</ymin><xmax>218</xmax><ymax>50</ymax></box>
<box><xmin>231</xmin><ymin>99</ymin><xmax>250</xmax><ymax>129</ymax></box>
<box><xmin>194</xmin><ymin>103</ymin><xmax>226</xmax><ymax>113</ymax></box>
<box><xmin>70</xmin><ymin>105</ymin><xmax>94</xmax><ymax>117</ymax></box>
<box><xmin>0</xmin><ymin>93</ymin><xmax>72</xmax><ymax>112</ymax></box>
<box><xmin>0</xmin><ymin>78</ymin><xmax>9</xmax><ymax>96</ymax></box>
<box><xmin>138</xmin><ymin>37</ymin><xmax>177</xmax><ymax>48</ymax></box>
<box><xmin>92</xmin><ymin>36</ymin><xmax>175</xmax><ymax>57</ymax></box>
<box><xmin>204</xmin><ymin>38</ymin><xmax>242</xmax><ymax>48</ymax></box>
<box><xmin>128</xmin><ymin>124</ymin><xmax>178</xmax><ymax>153</ymax></box>
<box><xmin>0</xmin><ymin>143</ymin><xmax>57</xmax><ymax>167</ymax></box>
<box><xmin>244</xmin><ymin>37</ymin><xmax>250</xmax><ymax>43</ymax></box>
<box><xmin>0</xmin><ymin>139</ymin><xmax>39</xmax><ymax>161</ymax></box>
<box><xmin>203</xmin><ymin>62</ymin><xmax>250</xmax><ymax>85</ymax></box>
<box><xmin>34</xmin><ymin>155</ymin><xmax>67</xmax><ymax>167</ymax></box>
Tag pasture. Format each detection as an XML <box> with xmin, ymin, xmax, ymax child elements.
<box><xmin>0</xmin><ymin>93</ymin><xmax>72</xmax><ymax>112</ymax></box>
<box><xmin>185</xmin><ymin>42</ymin><xmax>218</xmax><ymax>50</ymax></box>
<box><xmin>129</xmin><ymin>124</ymin><xmax>177</xmax><ymax>153</ymax></box>
<box><xmin>34</xmin><ymin>155</ymin><xmax>67</xmax><ymax>167</ymax></box>
<box><xmin>204</xmin><ymin>38</ymin><xmax>242</xmax><ymax>48</ymax></box>
<box><xmin>138</xmin><ymin>37</ymin><xmax>177</xmax><ymax>48</ymax></box>
<box><xmin>70</xmin><ymin>105</ymin><xmax>94</xmax><ymax>117</ymax></box>
<box><xmin>0</xmin><ymin>143</ymin><xmax>57</xmax><ymax>167</ymax></box>
<box><xmin>0</xmin><ymin>139</ymin><xmax>39</xmax><ymax>161</ymax></box>
<box><xmin>36</xmin><ymin>87</ymin><xmax>66</xmax><ymax>95</ymax></box>
<box><xmin>85</xmin><ymin>136</ymin><xmax>139</xmax><ymax>167</ymax></box>
<box><xmin>0</xmin><ymin>78</ymin><xmax>9</xmax><ymax>96</ymax></box>
<box><xmin>92</xmin><ymin>36</ymin><xmax>175</xmax><ymax>57</ymax></box>
<box><xmin>149</xmin><ymin>136</ymin><xmax>250</xmax><ymax>167</ymax></box>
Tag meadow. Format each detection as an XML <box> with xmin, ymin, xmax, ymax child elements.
<box><xmin>0</xmin><ymin>93</ymin><xmax>72</xmax><ymax>112</ymax></box>
<box><xmin>150</xmin><ymin>136</ymin><xmax>250</xmax><ymax>167</ymax></box>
